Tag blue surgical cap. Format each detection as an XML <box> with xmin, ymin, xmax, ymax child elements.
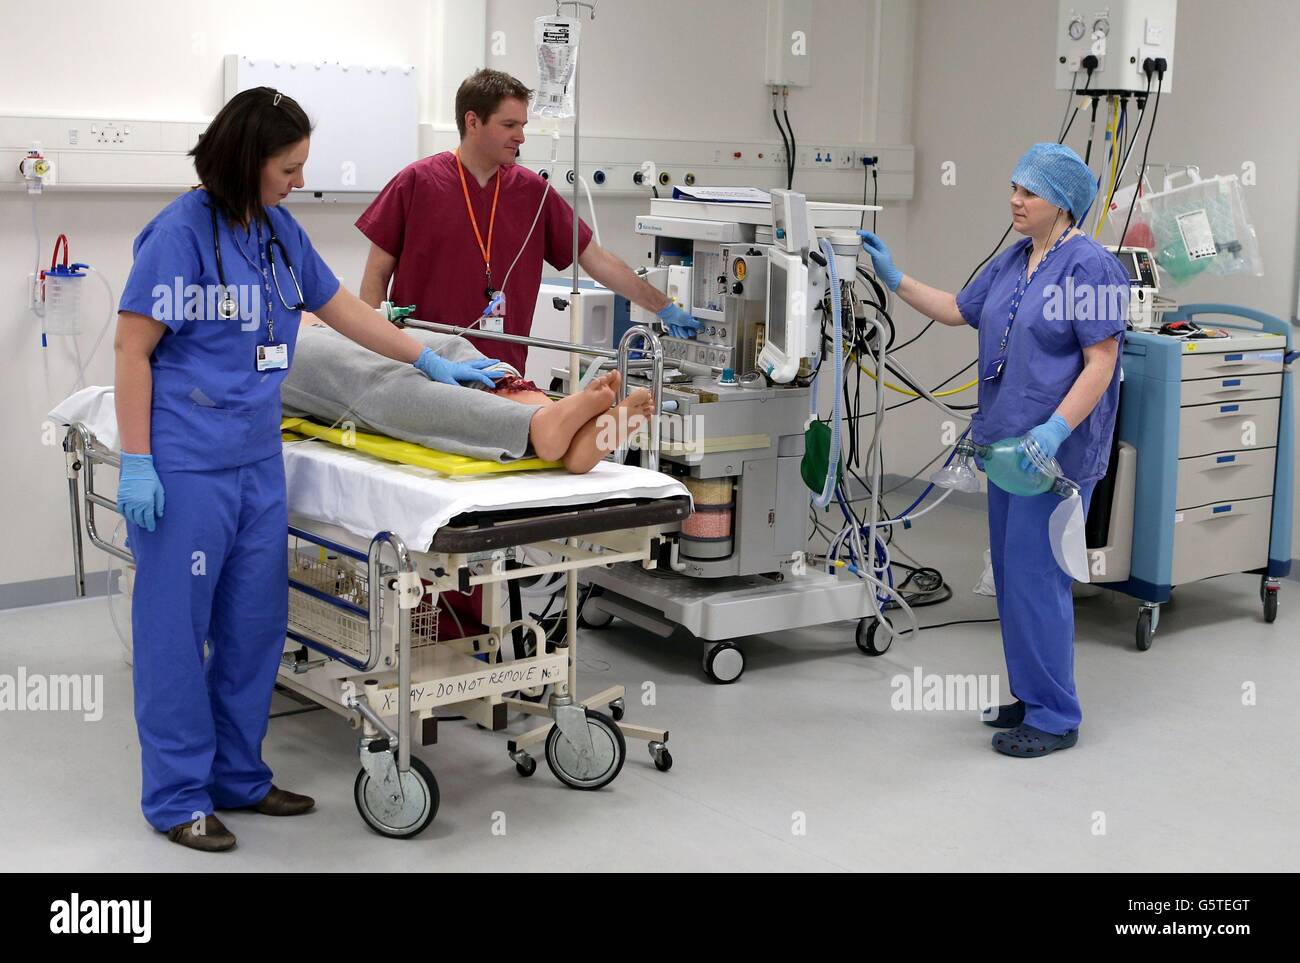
<box><xmin>1011</xmin><ymin>143</ymin><xmax>1097</xmax><ymax>224</ymax></box>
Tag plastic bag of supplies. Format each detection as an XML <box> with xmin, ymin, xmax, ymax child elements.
<box><xmin>1133</xmin><ymin>169</ymin><xmax>1263</xmax><ymax>284</ymax></box>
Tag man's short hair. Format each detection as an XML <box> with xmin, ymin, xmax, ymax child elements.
<box><xmin>455</xmin><ymin>68</ymin><xmax>532</xmax><ymax>138</ymax></box>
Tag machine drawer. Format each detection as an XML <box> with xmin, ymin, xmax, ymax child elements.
<box><xmin>1180</xmin><ymin>373</ymin><xmax>1282</xmax><ymax>406</ymax></box>
<box><xmin>1176</xmin><ymin>448</ymin><xmax>1276</xmax><ymax>509</ymax></box>
<box><xmin>1171</xmin><ymin>497</ymin><xmax>1272</xmax><ymax>585</ymax></box>
<box><xmin>1177</xmin><ymin>400</ymin><xmax>1279</xmax><ymax>458</ymax></box>
<box><xmin>1182</xmin><ymin>349</ymin><xmax>1283</xmax><ymax>381</ymax></box>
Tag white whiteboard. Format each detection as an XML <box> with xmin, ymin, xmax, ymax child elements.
<box><xmin>223</xmin><ymin>54</ymin><xmax>417</xmax><ymax>194</ymax></box>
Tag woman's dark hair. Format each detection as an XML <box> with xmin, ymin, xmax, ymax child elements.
<box><xmin>190</xmin><ymin>86</ymin><xmax>313</xmax><ymax>225</ymax></box>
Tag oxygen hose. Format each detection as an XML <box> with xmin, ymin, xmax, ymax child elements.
<box><xmin>812</xmin><ymin>238</ymin><xmax>845</xmax><ymax>509</ymax></box>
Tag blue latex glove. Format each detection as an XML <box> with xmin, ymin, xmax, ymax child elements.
<box><xmin>1020</xmin><ymin>414</ymin><xmax>1072</xmax><ymax>473</ymax></box>
<box><xmin>857</xmin><ymin>230</ymin><xmax>903</xmax><ymax>292</ymax></box>
<box><xmin>656</xmin><ymin>302</ymin><xmax>701</xmax><ymax>339</ymax></box>
<box><xmin>414</xmin><ymin>346</ymin><xmax>508</xmax><ymax>389</ymax></box>
<box><xmin>117</xmin><ymin>453</ymin><xmax>166</xmax><ymax>533</ymax></box>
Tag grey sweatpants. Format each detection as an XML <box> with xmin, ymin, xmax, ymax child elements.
<box><xmin>280</xmin><ymin>325</ymin><xmax>542</xmax><ymax>462</ymax></box>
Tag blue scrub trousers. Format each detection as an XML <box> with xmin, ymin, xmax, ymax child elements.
<box><xmin>127</xmin><ymin>453</ymin><xmax>288</xmax><ymax>831</ymax></box>
<box><xmin>986</xmin><ymin>480</ymin><xmax>1096</xmax><ymax>736</ymax></box>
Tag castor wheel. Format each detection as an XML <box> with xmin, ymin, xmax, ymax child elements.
<box><xmin>702</xmin><ymin>642</ymin><xmax>745</xmax><ymax>684</ymax></box>
<box><xmin>354</xmin><ymin>755</ymin><xmax>439</xmax><ymax>839</ymax></box>
<box><xmin>856</xmin><ymin>618</ymin><xmax>891</xmax><ymax>656</ymax></box>
<box><xmin>608</xmin><ymin>696</ymin><xmax>625</xmax><ymax>721</ymax></box>
<box><xmin>1136</xmin><ymin>608</ymin><xmax>1155</xmax><ymax>651</ymax></box>
<box><xmin>545</xmin><ymin>709</ymin><xmax>626</xmax><ymax>790</ymax></box>
<box><xmin>649</xmin><ymin>741</ymin><xmax>673</xmax><ymax>772</ymax></box>
<box><xmin>1263</xmin><ymin>582</ymin><xmax>1279</xmax><ymax>624</ymax></box>
<box><xmin>511</xmin><ymin>750</ymin><xmax>537</xmax><ymax>778</ymax></box>
<box><xmin>578</xmin><ymin>586</ymin><xmax>613</xmax><ymax>629</ymax></box>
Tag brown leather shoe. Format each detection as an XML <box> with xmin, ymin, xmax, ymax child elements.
<box><xmin>249</xmin><ymin>785</ymin><xmax>315</xmax><ymax>816</ymax></box>
<box><xmin>166</xmin><ymin>814</ymin><xmax>236</xmax><ymax>852</ymax></box>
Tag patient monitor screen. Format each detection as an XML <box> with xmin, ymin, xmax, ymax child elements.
<box><xmin>768</xmin><ymin>258</ymin><xmax>788</xmax><ymax>347</ymax></box>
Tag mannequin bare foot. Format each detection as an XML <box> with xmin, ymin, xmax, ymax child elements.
<box><xmin>585</xmin><ymin>369</ymin><xmax>621</xmax><ymax>396</ymax></box>
<box><xmin>527</xmin><ymin>381</ymin><xmax>616</xmax><ymax>461</ymax></box>
<box><xmin>563</xmin><ymin>386</ymin><xmax>656</xmax><ymax>474</ymax></box>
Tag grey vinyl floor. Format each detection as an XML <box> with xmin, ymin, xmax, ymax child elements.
<box><xmin>1</xmin><ymin>498</ymin><xmax>1295</xmax><ymax>872</ymax></box>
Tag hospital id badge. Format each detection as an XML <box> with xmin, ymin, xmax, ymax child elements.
<box><xmin>256</xmin><ymin>342</ymin><xmax>289</xmax><ymax>372</ymax></box>
<box><xmin>482</xmin><ymin>290</ymin><xmax>506</xmax><ymax>332</ymax></box>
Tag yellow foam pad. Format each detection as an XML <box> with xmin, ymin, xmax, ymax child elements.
<box><xmin>280</xmin><ymin>417</ymin><xmax>561</xmax><ymax>477</ymax></box>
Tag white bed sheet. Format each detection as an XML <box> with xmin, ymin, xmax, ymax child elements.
<box><xmin>51</xmin><ymin>386</ymin><xmax>690</xmax><ymax>549</ymax></box>
<box><xmin>282</xmin><ymin>440</ymin><xmax>688</xmax><ymax>548</ymax></box>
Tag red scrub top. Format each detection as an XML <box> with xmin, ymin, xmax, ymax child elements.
<box><xmin>357</xmin><ymin>151</ymin><xmax>593</xmax><ymax>374</ymax></box>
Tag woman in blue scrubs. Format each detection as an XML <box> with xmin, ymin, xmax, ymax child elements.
<box><xmin>858</xmin><ymin>143</ymin><xmax>1129</xmax><ymax>757</ymax></box>
<box><xmin>114</xmin><ymin>88</ymin><xmax>500</xmax><ymax>850</ymax></box>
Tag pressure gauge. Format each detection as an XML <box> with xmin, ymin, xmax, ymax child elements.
<box><xmin>1068</xmin><ymin>17</ymin><xmax>1086</xmax><ymax>40</ymax></box>
<box><xmin>732</xmin><ymin>257</ymin><xmax>747</xmax><ymax>281</ymax></box>
<box><xmin>1093</xmin><ymin>17</ymin><xmax>1110</xmax><ymax>36</ymax></box>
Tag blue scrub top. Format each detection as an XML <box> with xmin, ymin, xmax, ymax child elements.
<box><xmin>957</xmin><ymin>234</ymin><xmax>1128</xmax><ymax>484</ymax></box>
<box><xmin>119</xmin><ymin>189</ymin><xmax>340</xmax><ymax>472</ymax></box>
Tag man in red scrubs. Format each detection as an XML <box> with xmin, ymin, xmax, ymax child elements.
<box><xmin>357</xmin><ymin>68</ymin><xmax>697</xmax><ymax>376</ymax></box>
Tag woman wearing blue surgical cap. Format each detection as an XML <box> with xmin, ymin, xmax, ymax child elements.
<box><xmin>113</xmin><ymin>88</ymin><xmax>498</xmax><ymax>850</ymax></box>
<box><xmin>859</xmin><ymin>143</ymin><xmax>1129</xmax><ymax>758</ymax></box>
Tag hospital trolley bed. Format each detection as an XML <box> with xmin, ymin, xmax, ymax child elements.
<box><xmin>59</xmin><ymin>414</ymin><xmax>691</xmax><ymax>839</ymax></box>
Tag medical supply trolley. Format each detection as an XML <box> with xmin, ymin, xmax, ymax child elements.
<box><xmin>1098</xmin><ymin>304</ymin><xmax>1293</xmax><ymax>649</ymax></box>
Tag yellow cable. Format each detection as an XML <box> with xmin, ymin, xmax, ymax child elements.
<box><xmin>1096</xmin><ymin>97</ymin><xmax>1121</xmax><ymax>237</ymax></box>
<box><xmin>1094</xmin><ymin>99</ymin><xmax>1114</xmax><ymax>236</ymax></box>
<box><xmin>848</xmin><ymin>352</ymin><xmax>978</xmax><ymax>398</ymax></box>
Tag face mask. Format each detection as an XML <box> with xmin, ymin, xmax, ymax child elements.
<box><xmin>1049</xmin><ymin>491</ymin><xmax>1090</xmax><ymax>582</ymax></box>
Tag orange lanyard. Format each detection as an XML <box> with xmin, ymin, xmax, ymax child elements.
<box><xmin>454</xmin><ymin>148</ymin><xmax>501</xmax><ymax>291</ymax></box>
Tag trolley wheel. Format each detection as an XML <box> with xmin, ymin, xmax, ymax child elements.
<box><xmin>1259</xmin><ymin>575</ymin><xmax>1269</xmax><ymax>605</ymax></box>
<box><xmin>1263</xmin><ymin>585</ymin><xmax>1279</xmax><ymax>624</ymax></box>
<box><xmin>578</xmin><ymin>586</ymin><xmax>613</xmax><ymax>630</ymax></box>
<box><xmin>513</xmin><ymin>753</ymin><xmax>537</xmax><ymax>778</ymax></box>
<box><xmin>856</xmin><ymin>618</ymin><xmax>891</xmax><ymax>656</ymax></box>
<box><xmin>608</xmin><ymin>696</ymin><xmax>626</xmax><ymax>721</ymax></box>
<box><xmin>650</xmin><ymin>742</ymin><xmax>673</xmax><ymax>772</ymax></box>
<box><xmin>353</xmin><ymin>755</ymin><xmax>439</xmax><ymax>839</ymax></box>
<box><xmin>703</xmin><ymin>642</ymin><xmax>745</xmax><ymax>684</ymax></box>
<box><xmin>1136</xmin><ymin>609</ymin><xmax>1154</xmax><ymax>651</ymax></box>
<box><xmin>545</xmin><ymin>709</ymin><xmax>626</xmax><ymax>790</ymax></box>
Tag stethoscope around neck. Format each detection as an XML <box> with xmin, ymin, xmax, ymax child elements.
<box><xmin>209</xmin><ymin>202</ymin><xmax>305</xmax><ymax>321</ymax></box>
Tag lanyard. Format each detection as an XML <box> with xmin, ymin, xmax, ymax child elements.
<box><xmin>231</xmin><ymin>219</ymin><xmax>278</xmax><ymax>343</ymax></box>
<box><xmin>454</xmin><ymin>148</ymin><xmax>502</xmax><ymax>295</ymax></box>
<box><xmin>992</xmin><ymin>229</ymin><xmax>1073</xmax><ymax>361</ymax></box>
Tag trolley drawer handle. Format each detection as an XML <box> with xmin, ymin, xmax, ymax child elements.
<box><xmin>1212</xmin><ymin>505</ymin><xmax>1233</xmax><ymax>514</ymax></box>
<box><xmin>1214</xmin><ymin>455</ymin><xmax>1237</xmax><ymax>464</ymax></box>
<box><xmin>1221</xmin><ymin>379</ymin><xmax>1242</xmax><ymax>387</ymax></box>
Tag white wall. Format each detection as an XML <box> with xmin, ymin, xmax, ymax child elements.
<box><xmin>480</xmin><ymin>0</ymin><xmax>912</xmax><ymax>268</ymax></box>
<box><xmin>894</xmin><ymin>0</ymin><xmax>1300</xmax><ymax>556</ymax></box>
<box><xmin>0</xmin><ymin>0</ymin><xmax>911</xmax><ymax>596</ymax></box>
<box><xmin>0</xmin><ymin>0</ymin><xmax>457</xmax><ymax>595</ymax></box>
<box><xmin>11</xmin><ymin>0</ymin><xmax>1287</xmax><ymax>599</ymax></box>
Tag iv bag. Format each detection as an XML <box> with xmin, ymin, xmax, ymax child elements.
<box><xmin>1049</xmin><ymin>492</ymin><xmax>1090</xmax><ymax>583</ymax></box>
<box><xmin>533</xmin><ymin>17</ymin><xmax>581</xmax><ymax>120</ymax></box>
